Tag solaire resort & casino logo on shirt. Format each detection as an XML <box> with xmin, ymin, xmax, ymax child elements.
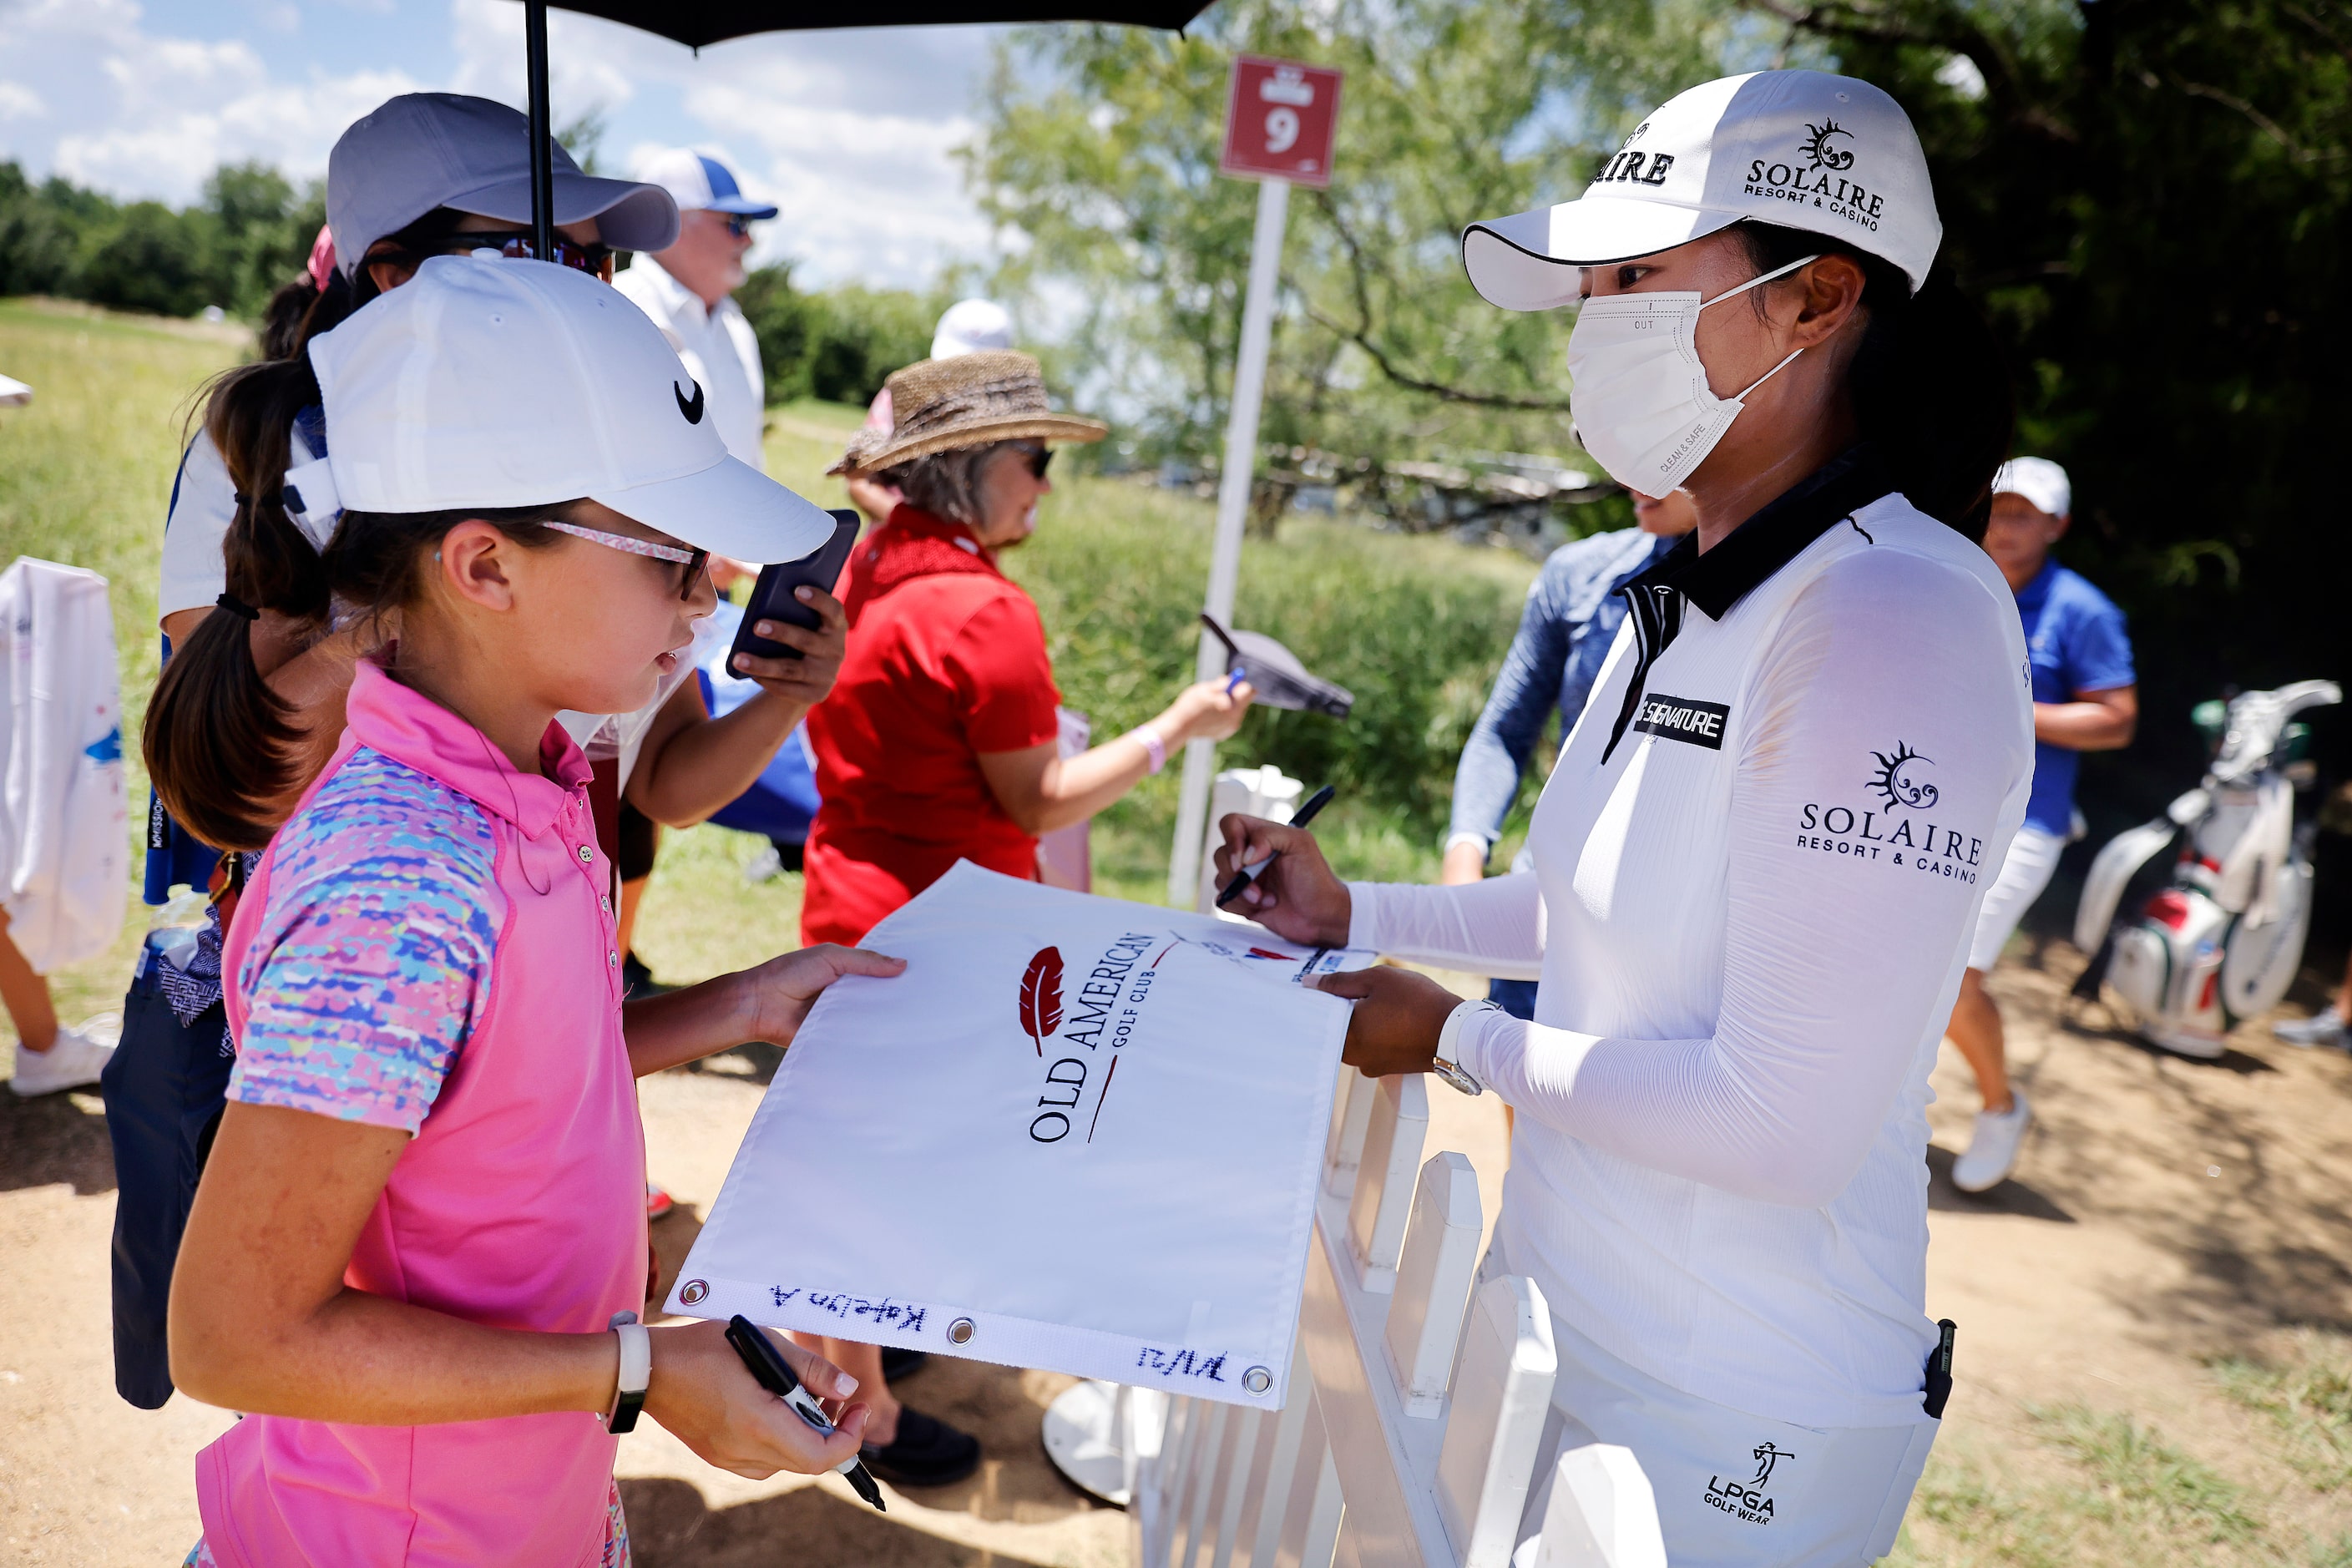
<box><xmin>1793</xmin><ymin>740</ymin><xmax>1982</xmax><ymax>883</ymax></box>
<box><xmin>1745</xmin><ymin>119</ymin><xmax>1888</xmax><ymax>235</ymax></box>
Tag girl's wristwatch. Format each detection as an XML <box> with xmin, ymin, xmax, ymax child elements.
<box><xmin>1430</xmin><ymin>999</ymin><xmax>1500</xmax><ymax>1097</ymax></box>
<box><xmin>606</xmin><ymin>1311</ymin><xmax>650</xmax><ymax>1434</ymax></box>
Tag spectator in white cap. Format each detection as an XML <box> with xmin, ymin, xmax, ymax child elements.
<box><xmin>149</xmin><ymin>254</ymin><xmax>893</xmax><ymax>1564</ymax></box>
<box><xmin>1943</xmin><ymin>456</ymin><xmax>2134</xmax><ymax>1193</ymax></box>
<box><xmin>844</xmin><ymin>297</ymin><xmax>1018</xmax><ymax>524</ymax></box>
<box><xmin>618</xmin><ymin>150</ymin><xmax>778</xmax><ymax>475</ymax></box>
<box><xmin>1216</xmin><ymin>68</ymin><xmax>2033</xmax><ymax>1563</ymax></box>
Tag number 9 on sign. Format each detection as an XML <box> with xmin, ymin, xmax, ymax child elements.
<box><xmin>1264</xmin><ymin>107</ymin><xmax>1300</xmax><ymax>154</ymax></box>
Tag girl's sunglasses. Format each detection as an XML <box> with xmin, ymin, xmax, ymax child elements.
<box><xmin>544</xmin><ymin>520</ymin><xmax>709</xmax><ymax>600</ymax></box>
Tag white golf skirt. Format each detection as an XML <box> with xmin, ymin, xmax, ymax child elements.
<box><xmin>1965</xmin><ymin>823</ymin><xmax>2066</xmax><ymax>972</ymax></box>
<box><xmin>1485</xmin><ymin>1245</ymin><xmax>1940</xmax><ymax>1566</ymax></box>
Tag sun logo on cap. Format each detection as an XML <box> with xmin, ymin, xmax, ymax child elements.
<box><xmin>1800</xmin><ymin>119</ymin><xmax>1856</xmax><ymax>171</ymax></box>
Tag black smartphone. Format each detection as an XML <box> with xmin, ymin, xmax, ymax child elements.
<box><xmin>728</xmin><ymin>509</ymin><xmax>861</xmax><ymax>667</ymax></box>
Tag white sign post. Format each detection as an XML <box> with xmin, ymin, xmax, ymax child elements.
<box><xmin>1166</xmin><ymin>56</ymin><xmax>1344</xmax><ymax>906</ymax></box>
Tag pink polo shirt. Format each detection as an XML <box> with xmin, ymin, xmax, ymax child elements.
<box><xmin>197</xmin><ymin>660</ymin><xmax>646</xmax><ymax>1566</ymax></box>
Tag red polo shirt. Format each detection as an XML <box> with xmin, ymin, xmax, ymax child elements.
<box><xmin>802</xmin><ymin>508</ymin><xmax>1061</xmax><ymax>945</ymax></box>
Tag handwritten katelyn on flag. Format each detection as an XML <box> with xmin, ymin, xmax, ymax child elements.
<box><xmin>665</xmin><ymin>861</ymin><xmax>1378</xmax><ymax>1408</ymax></box>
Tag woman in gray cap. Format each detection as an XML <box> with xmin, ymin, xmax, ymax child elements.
<box><xmin>1219</xmin><ymin>70</ymin><xmax>2027</xmax><ymax>1564</ymax></box>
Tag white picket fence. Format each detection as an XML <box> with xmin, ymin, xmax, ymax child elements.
<box><xmin>1124</xmin><ymin>1066</ymin><xmax>1667</xmax><ymax>1568</ymax></box>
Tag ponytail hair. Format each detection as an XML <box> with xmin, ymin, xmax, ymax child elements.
<box><xmin>1732</xmin><ymin>223</ymin><xmax>2013</xmax><ymax>541</ymax></box>
<box><xmin>144</xmin><ymin>352</ymin><xmax>339</xmax><ymax>851</ymax></box>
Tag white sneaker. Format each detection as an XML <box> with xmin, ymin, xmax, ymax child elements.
<box><xmin>9</xmin><ymin>1022</ymin><xmax>116</xmax><ymax>1097</ymax></box>
<box><xmin>2273</xmin><ymin>1006</ymin><xmax>2346</xmax><ymax>1050</ymax></box>
<box><xmin>1951</xmin><ymin>1090</ymin><xmax>2032</xmax><ymax>1193</ymax></box>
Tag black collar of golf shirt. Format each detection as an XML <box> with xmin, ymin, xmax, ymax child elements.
<box><xmin>1601</xmin><ymin>446</ymin><xmax>1897</xmax><ymax>762</ymax></box>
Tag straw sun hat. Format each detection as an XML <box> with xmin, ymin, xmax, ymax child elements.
<box><xmin>829</xmin><ymin>350</ymin><xmax>1106</xmax><ymax>476</ymax></box>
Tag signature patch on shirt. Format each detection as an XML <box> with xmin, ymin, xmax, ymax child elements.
<box><xmin>1631</xmin><ymin>694</ymin><xmax>1730</xmax><ymax>749</ymax></box>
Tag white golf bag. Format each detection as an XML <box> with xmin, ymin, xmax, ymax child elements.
<box><xmin>2071</xmin><ymin>680</ymin><xmax>2339</xmax><ymax>1059</ymax></box>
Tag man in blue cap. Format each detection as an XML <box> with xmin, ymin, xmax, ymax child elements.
<box><xmin>619</xmin><ymin>149</ymin><xmax>779</xmax><ymax>473</ymax></box>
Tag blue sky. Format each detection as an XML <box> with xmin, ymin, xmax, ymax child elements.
<box><xmin>0</xmin><ymin>0</ymin><xmax>1022</xmax><ymax>286</ymax></box>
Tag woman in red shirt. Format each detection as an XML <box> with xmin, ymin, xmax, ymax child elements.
<box><xmin>805</xmin><ymin>351</ymin><xmax>1252</xmax><ymax>949</ymax></box>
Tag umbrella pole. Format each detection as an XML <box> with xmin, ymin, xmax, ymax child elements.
<box><xmin>525</xmin><ymin>0</ymin><xmax>554</xmax><ymax>261</ymax></box>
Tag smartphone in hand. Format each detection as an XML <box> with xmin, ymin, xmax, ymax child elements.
<box><xmin>729</xmin><ymin>509</ymin><xmax>861</xmax><ymax>666</ymax></box>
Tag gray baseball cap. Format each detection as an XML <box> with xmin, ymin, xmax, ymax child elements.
<box><xmin>326</xmin><ymin>94</ymin><xmax>679</xmax><ymax>280</ymax></box>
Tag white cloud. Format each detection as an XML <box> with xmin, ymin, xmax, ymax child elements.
<box><xmin>3</xmin><ymin>0</ymin><xmax>417</xmax><ymax>200</ymax></box>
<box><xmin>676</xmin><ymin>83</ymin><xmax>990</xmax><ymax>288</ymax></box>
<box><xmin>0</xmin><ymin>81</ymin><xmax>47</xmax><ymax>122</ymax></box>
<box><xmin>0</xmin><ymin>0</ymin><xmax>1014</xmax><ymax>287</ymax></box>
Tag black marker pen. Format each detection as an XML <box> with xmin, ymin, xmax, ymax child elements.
<box><xmin>725</xmin><ymin>1315</ymin><xmax>887</xmax><ymax>1511</ymax></box>
<box><xmin>1216</xmin><ymin>784</ymin><xmax>1335</xmax><ymax>908</ymax></box>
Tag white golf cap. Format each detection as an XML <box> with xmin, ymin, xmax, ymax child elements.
<box><xmin>636</xmin><ymin>148</ymin><xmax>779</xmax><ymax>220</ymax></box>
<box><xmin>328</xmin><ymin>94</ymin><xmax>678</xmax><ymax>280</ymax></box>
<box><xmin>931</xmin><ymin>298</ymin><xmax>1015</xmax><ymax>360</ymax></box>
<box><xmin>1462</xmin><ymin>69</ymin><xmax>1941</xmax><ymax>311</ymax></box>
<box><xmin>1992</xmin><ymin>457</ymin><xmax>2071</xmax><ymax>518</ymax></box>
<box><xmin>299</xmin><ymin>255</ymin><xmax>832</xmax><ymax>564</ymax></box>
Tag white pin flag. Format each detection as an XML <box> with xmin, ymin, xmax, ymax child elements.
<box><xmin>667</xmin><ymin>861</ymin><xmax>1375</xmax><ymax>1409</ymax></box>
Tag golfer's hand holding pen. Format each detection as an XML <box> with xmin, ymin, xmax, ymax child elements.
<box><xmin>1212</xmin><ymin>794</ymin><xmax>1464</xmax><ymax>1079</ymax></box>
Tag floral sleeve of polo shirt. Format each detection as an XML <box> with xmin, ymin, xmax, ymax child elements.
<box><xmin>227</xmin><ymin>747</ymin><xmax>508</xmax><ymax>1134</ymax></box>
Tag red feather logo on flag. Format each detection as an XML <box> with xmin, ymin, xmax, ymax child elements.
<box><xmin>1019</xmin><ymin>947</ymin><xmax>1065</xmax><ymax>1056</ymax></box>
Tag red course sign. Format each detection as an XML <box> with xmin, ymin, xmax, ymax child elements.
<box><xmin>1218</xmin><ymin>55</ymin><xmax>1343</xmax><ymax>188</ymax></box>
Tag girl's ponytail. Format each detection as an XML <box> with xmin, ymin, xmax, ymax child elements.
<box><xmin>1734</xmin><ymin>223</ymin><xmax>2014</xmax><ymax>541</ymax></box>
<box><xmin>143</xmin><ymin>354</ymin><xmax>334</xmax><ymax>852</ymax></box>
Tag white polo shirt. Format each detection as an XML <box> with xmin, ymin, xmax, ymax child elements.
<box><xmin>1349</xmin><ymin>453</ymin><xmax>2033</xmax><ymax>1429</ymax></box>
<box><xmin>615</xmin><ymin>255</ymin><xmax>766</xmax><ymax>473</ymax></box>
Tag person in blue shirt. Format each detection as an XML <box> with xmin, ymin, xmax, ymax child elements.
<box><xmin>1948</xmin><ymin>458</ymin><xmax>2137</xmax><ymax>1192</ymax></box>
<box><xmin>1441</xmin><ymin>488</ymin><xmax>1698</xmax><ymax>1018</ymax></box>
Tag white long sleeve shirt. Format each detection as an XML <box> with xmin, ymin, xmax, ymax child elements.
<box><xmin>1350</xmin><ymin>456</ymin><xmax>2032</xmax><ymax>1428</ymax></box>
<box><xmin>615</xmin><ymin>255</ymin><xmax>767</xmax><ymax>473</ymax></box>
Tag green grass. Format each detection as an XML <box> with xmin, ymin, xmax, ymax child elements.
<box><xmin>1889</xmin><ymin>1337</ymin><xmax>2352</xmax><ymax>1568</ymax></box>
<box><xmin>2213</xmin><ymin>1331</ymin><xmax>2352</xmax><ymax>1494</ymax></box>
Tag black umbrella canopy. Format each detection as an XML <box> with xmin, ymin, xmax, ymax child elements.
<box><xmin>508</xmin><ymin>0</ymin><xmax>1216</xmax><ymax>255</ymax></box>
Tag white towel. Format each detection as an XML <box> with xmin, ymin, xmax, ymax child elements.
<box><xmin>0</xmin><ymin>558</ymin><xmax>127</xmax><ymax>972</ymax></box>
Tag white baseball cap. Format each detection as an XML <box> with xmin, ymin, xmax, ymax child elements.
<box><xmin>1991</xmin><ymin>457</ymin><xmax>2071</xmax><ymax>518</ymax></box>
<box><xmin>931</xmin><ymin>298</ymin><xmax>1015</xmax><ymax>360</ymax></box>
<box><xmin>293</xmin><ymin>255</ymin><xmax>832</xmax><ymax>564</ymax></box>
<box><xmin>636</xmin><ymin>148</ymin><xmax>779</xmax><ymax>220</ymax></box>
<box><xmin>328</xmin><ymin>94</ymin><xmax>678</xmax><ymax>280</ymax></box>
<box><xmin>1462</xmin><ymin>70</ymin><xmax>1941</xmax><ymax>311</ymax></box>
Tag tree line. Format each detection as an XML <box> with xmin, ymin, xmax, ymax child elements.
<box><xmin>0</xmin><ymin>159</ymin><xmax>940</xmax><ymax>410</ymax></box>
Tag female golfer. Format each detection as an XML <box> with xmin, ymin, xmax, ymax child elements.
<box><xmin>1219</xmin><ymin>71</ymin><xmax>2031</xmax><ymax>1564</ymax></box>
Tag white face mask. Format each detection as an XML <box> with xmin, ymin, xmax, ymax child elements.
<box><xmin>1565</xmin><ymin>254</ymin><xmax>1818</xmax><ymax>497</ymax></box>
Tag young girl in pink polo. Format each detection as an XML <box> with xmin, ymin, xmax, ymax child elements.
<box><xmin>159</xmin><ymin>255</ymin><xmax>897</xmax><ymax>1566</ymax></box>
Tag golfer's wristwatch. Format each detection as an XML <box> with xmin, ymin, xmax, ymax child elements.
<box><xmin>606</xmin><ymin>1311</ymin><xmax>650</xmax><ymax>1434</ymax></box>
<box><xmin>1430</xmin><ymin>1000</ymin><xmax>1500</xmax><ymax>1097</ymax></box>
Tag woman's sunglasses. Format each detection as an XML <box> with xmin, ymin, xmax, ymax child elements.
<box><xmin>544</xmin><ymin>520</ymin><xmax>709</xmax><ymax>600</ymax></box>
<box><xmin>1009</xmin><ymin>441</ymin><xmax>1054</xmax><ymax>480</ymax></box>
<box><xmin>375</xmin><ymin>230</ymin><xmax>616</xmax><ymax>283</ymax></box>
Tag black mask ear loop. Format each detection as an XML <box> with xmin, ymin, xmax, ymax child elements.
<box><xmin>463</xmin><ymin>700</ymin><xmax>556</xmax><ymax>898</ymax></box>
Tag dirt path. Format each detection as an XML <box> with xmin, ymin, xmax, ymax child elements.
<box><xmin>3</xmin><ymin>943</ymin><xmax>2346</xmax><ymax>1564</ymax></box>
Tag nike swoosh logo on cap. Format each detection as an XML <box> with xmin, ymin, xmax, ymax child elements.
<box><xmin>675</xmin><ymin>381</ymin><xmax>706</xmax><ymax>424</ymax></box>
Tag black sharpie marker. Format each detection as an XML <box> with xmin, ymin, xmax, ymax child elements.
<box><xmin>1216</xmin><ymin>785</ymin><xmax>1335</xmax><ymax>909</ymax></box>
<box><xmin>725</xmin><ymin>1314</ymin><xmax>887</xmax><ymax>1511</ymax></box>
